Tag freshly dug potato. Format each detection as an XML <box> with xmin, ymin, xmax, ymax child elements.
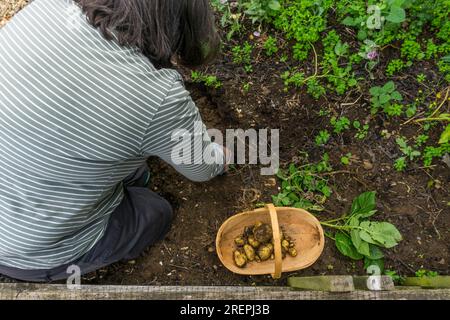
<box><xmin>232</xmin><ymin>222</ymin><xmax>298</xmax><ymax>268</ymax></box>
<box><xmin>234</xmin><ymin>236</ymin><xmax>245</xmax><ymax>247</ymax></box>
<box><xmin>243</xmin><ymin>244</ymin><xmax>255</xmax><ymax>261</ymax></box>
<box><xmin>233</xmin><ymin>250</ymin><xmax>247</xmax><ymax>267</ymax></box>
<box><xmin>247</xmin><ymin>235</ymin><xmax>260</xmax><ymax>248</ymax></box>
<box><xmin>281</xmin><ymin>239</ymin><xmax>290</xmax><ymax>252</ymax></box>
<box><xmin>258</xmin><ymin>244</ymin><xmax>272</xmax><ymax>261</ymax></box>
<box><xmin>253</xmin><ymin>223</ymin><xmax>272</xmax><ymax>243</ymax></box>
<box><xmin>288</xmin><ymin>247</ymin><xmax>298</xmax><ymax>257</ymax></box>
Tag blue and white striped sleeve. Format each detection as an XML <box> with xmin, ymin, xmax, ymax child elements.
<box><xmin>141</xmin><ymin>77</ymin><xmax>226</xmax><ymax>182</ymax></box>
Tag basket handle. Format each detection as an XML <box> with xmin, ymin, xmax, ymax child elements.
<box><xmin>266</xmin><ymin>203</ymin><xmax>282</xmax><ymax>279</ymax></box>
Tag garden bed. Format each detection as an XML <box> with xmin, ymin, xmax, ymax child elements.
<box><xmin>0</xmin><ymin>0</ymin><xmax>448</xmax><ymax>287</ymax></box>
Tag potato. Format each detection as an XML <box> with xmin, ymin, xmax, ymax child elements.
<box><xmin>281</xmin><ymin>239</ymin><xmax>290</xmax><ymax>252</ymax></box>
<box><xmin>243</xmin><ymin>244</ymin><xmax>255</xmax><ymax>261</ymax></box>
<box><xmin>257</xmin><ymin>244</ymin><xmax>272</xmax><ymax>261</ymax></box>
<box><xmin>253</xmin><ymin>223</ymin><xmax>272</xmax><ymax>243</ymax></box>
<box><xmin>288</xmin><ymin>247</ymin><xmax>298</xmax><ymax>257</ymax></box>
<box><xmin>247</xmin><ymin>235</ymin><xmax>260</xmax><ymax>248</ymax></box>
<box><xmin>234</xmin><ymin>236</ymin><xmax>245</xmax><ymax>247</ymax></box>
<box><xmin>233</xmin><ymin>250</ymin><xmax>247</xmax><ymax>268</ymax></box>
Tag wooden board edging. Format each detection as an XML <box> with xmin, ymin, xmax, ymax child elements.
<box><xmin>1</xmin><ymin>283</ymin><xmax>450</xmax><ymax>300</ymax></box>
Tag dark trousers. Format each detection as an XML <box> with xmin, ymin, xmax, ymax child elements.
<box><xmin>0</xmin><ymin>165</ymin><xmax>173</xmax><ymax>282</ymax></box>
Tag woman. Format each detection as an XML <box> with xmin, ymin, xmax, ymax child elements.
<box><xmin>0</xmin><ymin>0</ymin><xmax>228</xmax><ymax>281</ymax></box>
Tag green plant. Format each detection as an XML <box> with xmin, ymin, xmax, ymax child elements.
<box><xmin>232</xmin><ymin>42</ymin><xmax>254</xmax><ymax>72</ymax></box>
<box><xmin>386</xmin><ymin>59</ymin><xmax>406</xmax><ymax>77</ymax></box>
<box><xmin>272</xmin><ymin>153</ymin><xmax>332</xmax><ymax>212</ymax></box>
<box><xmin>273</xmin><ymin>0</ymin><xmax>334</xmax><ymax>61</ymax></box>
<box><xmin>384</xmin><ymin>103</ymin><xmax>403</xmax><ymax>117</ymax></box>
<box><xmin>370</xmin><ymin>81</ymin><xmax>403</xmax><ymax>114</ymax></box>
<box><xmin>281</xmin><ymin>70</ymin><xmax>305</xmax><ymax>89</ymax></box>
<box><xmin>415</xmin><ymin>269</ymin><xmax>439</xmax><ymax>278</ymax></box>
<box><xmin>416</xmin><ymin>73</ymin><xmax>426</xmax><ymax>83</ymax></box>
<box><xmin>330</xmin><ymin>116</ymin><xmax>351</xmax><ymax>134</ymax></box>
<box><xmin>242</xmin><ymin>82</ymin><xmax>251</xmax><ymax>93</ymax></box>
<box><xmin>315</xmin><ymin>130</ymin><xmax>330</xmax><ymax>146</ymax></box>
<box><xmin>306</xmin><ymin>78</ymin><xmax>326</xmax><ymax>99</ymax></box>
<box><xmin>321</xmin><ymin>191</ymin><xmax>402</xmax><ymax>273</ymax></box>
<box><xmin>415</xmin><ymin>134</ymin><xmax>429</xmax><ymax>147</ymax></box>
<box><xmin>353</xmin><ymin>120</ymin><xmax>369</xmax><ymax>139</ymax></box>
<box><xmin>401</xmin><ymin>38</ymin><xmax>425</xmax><ymax>62</ymax></box>
<box><xmin>211</xmin><ymin>0</ymin><xmax>243</xmax><ymax>40</ymax></box>
<box><xmin>191</xmin><ymin>71</ymin><xmax>222</xmax><ymax>89</ymax></box>
<box><xmin>385</xmin><ymin>270</ymin><xmax>406</xmax><ymax>285</ymax></box>
<box><xmin>263</xmin><ymin>35</ymin><xmax>279</xmax><ymax>56</ymax></box>
<box><xmin>394</xmin><ymin>137</ymin><xmax>421</xmax><ymax>171</ymax></box>
<box><xmin>423</xmin><ymin>144</ymin><xmax>450</xmax><ymax>166</ymax></box>
<box><xmin>341</xmin><ymin>153</ymin><xmax>352</xmax><ymax>165</ymax></box>
<box><xmin>243</xmin><ymin>0</ymin><xmax>281</xmax><ymax>24</ymax></box>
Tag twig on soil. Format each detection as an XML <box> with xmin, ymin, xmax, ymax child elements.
<box><xmin>340</xmin><ymin>94</ymin><xmax>363</xmax><ymax>108</ymax></box>
<box><xmin>169</xmin><ymin>264</ymin><xmax>191</xmax><ymax>271</ymax></box>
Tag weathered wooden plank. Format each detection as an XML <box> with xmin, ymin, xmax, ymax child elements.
<box><xmin>1</xmin><ymin>283</ymin><xmax>449</xmax><ymax>300</ymax></box>
<box><xmin>288</xmin><ymin>276</ymin><xmax>354</xmax><ymax>292</ymax></box>
<box><xmin>353</xmin><ymin>276</ymin><xmax>395</xmax><ymax>291</ymax></box>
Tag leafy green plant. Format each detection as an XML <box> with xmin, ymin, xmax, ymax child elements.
<box><xmin>321</xmin><ymin>191</ymin><xmax>403</xmax><ymax>272</ymax></box>
<box><xmin>330</xmin><ymin>116</ymin><xmax>351</xmax><ymax>134</ymax></box>
<box><xmin>281</xmin><ymin>70</ymin><xmax>305</xmax><ymax>89</ymax></box>
<box><xmin>370</xmin><ymin>81</ymin><xmax>403</xmax><ymax>114</ymax></box>
<box><xmin>306</xmin><ymin>78</ymin><xmax>326</xmax><ymax>99</ymax></box>
<box><xmin>273</xmin><ymin>0</ymin><xmax>334</xmax><ymax>61</ymax></box>
<box><xmin>211</xmin><ymin>0</ymin><xmax>243</xmax><ymax>40</ymax></box>
<box><xmin>394</xmin><ymin>137</ymin><xmax>421</xmax><ymax>171</ymax></box>
<box><xmin>415</xmin><ymin>269</ymin><xmax>439</xmax><ymax>278</ymax></box>
<box><xmin>191</xmin><ymin>71</ymin><xmax>222</xmax><ymax>89</ymax></box>
<box><xmin>416</xmin><ymin>73</ymin><xmax>426</xmax><ymax>83</ymax></box>
<box><xmin>386</xmin><ymin>59</ymin><xmax>406</xmax><ymax>77</ymax></box>
<box><xmin>232</xmin><ymin>42</ymin><xmax>254</xmax><ymax>73</ymax></box>
<box><xmin>341</xmin><ymin>153</ymin><xmax>352</xmax><ymax>165</ymax></box>
<box><xmin>243</xmin><ymin>0</ymin><xmax>281</xmax><ymax>24</ymax></box>
<box><xmin>385</xmin><ymin>270</ymin><xmax>406</xmax><ymax>285</ymax></box>
<box><xmin>263</xmin><ymin>35</ymin><xmax>279</xmax><ymax>56</ymax></box>
<box><xmin>423</xmin><ymin>143</ymin><xmax>450</xmax><ymax>166</ymax></box>
<box><xmin>315</xmin><ymin>130</ymin><xmax>330</xmax><ymax>146</ymax></box>
<box><xmin>272</xmin><ymin>153</ymin><xmax>332</xmax><ymax>212</ymax></box>
<box><xmin>353</xmin><ymin>120</ymin><xmax>369</xmax><ymax>139</ymax></box>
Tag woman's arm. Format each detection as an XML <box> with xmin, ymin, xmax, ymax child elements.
<box><xmin>141</xmin><ymin>78</ymin><xmax>227</xmax><ymax>182</ymax></box>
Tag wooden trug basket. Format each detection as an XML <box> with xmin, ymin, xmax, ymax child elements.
<box><xmin>216</xmin><ymin>204</ymin><xmax>325</xmax><ymax>279</ymax></box>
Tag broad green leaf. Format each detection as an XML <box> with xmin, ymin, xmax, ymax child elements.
<box><xmin>359</xmin><ymin>221</ymin><xmax>402</xmax><ymax>248</ymax></box>
<box><xmin>382</xmin><ymin>81</ymin><xmax>395</xmax><ymax>93</ymax></box>
<box><xmin>379</xmin><ymin>94</ymin><xmax>391</xmax><ymax>104</ymax></box>
<box><xmin>370</xmin><ymin>86</ymin><xmax>381</xmax><ymax>96</ymax></box>
<box><xmin>268</xmin><ymin>0</ymin><xmax>281</xmax><ymax>11</ymax></box>
<box><xmin>386</xmin><ymin>6</ymin><xmax>406</xmax><ymax>23</ymax></box>
<box><xmin>350</xmin><ymin>191</ymin><xmax>376</xmax><ymax>216</ymax></box>
<box><xmin>439</xmin><ymin>124</ymin><xmax>450</xmax><ymax>144</ymax></box>
<box><xmin>391</xmin><ymin>91</ymin><xmax>403</xmax><ymax>101</ymax></box>
<box><xmin>357</xmin><ymin>29</ymin><xmax>368</xmax><ymax>41</ymax></box>
<box><xmin>335</xmin><ymin>232</ymin><xmax>364</xmax><ymax>260</ymax></box>
<box><xmin>342</xmin><ymin>17</ymin><xmax>356</xmax><ymax>26</ymax></box>
<box><xmin>351</xmin><ymin>229</ymin><xmax>371</xmax><ymax>256</ymax></box>
<box><xmin>367</xmin><ymin>244</ymin><xmax>384</xmax><ymax>260</ymax></box>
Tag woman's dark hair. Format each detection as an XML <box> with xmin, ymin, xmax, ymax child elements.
<box><xmin>74</xmin><ymin>0</ymin><xmax>220</xmax><ymax>68</ymax></box>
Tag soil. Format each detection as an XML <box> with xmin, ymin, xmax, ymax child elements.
<box><xmin>0</xmin><ymin>1</ymin><xmax>448</xmax><ymax>286</ymax></box>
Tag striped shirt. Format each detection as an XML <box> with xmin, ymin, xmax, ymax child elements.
<box><xmin>0</xmin><ymin>0</ymin><xmax>224</xmax><ymax>270</ymax></box>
